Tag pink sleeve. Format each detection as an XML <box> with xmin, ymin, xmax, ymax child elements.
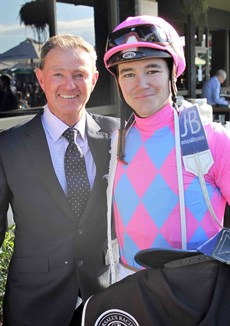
<box><xmin>205</xmin><ymin>123</ymin><xmax>230</xmax><ymax>204</ymax></box>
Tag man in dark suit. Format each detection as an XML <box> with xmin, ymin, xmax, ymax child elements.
<box><xmin>0</xmin><ymin>34</ymin><xmax>119</xmax><ymax>325</ymax></box>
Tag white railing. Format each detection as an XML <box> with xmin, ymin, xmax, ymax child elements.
<box><xmin>0</xmin><ymin>105</ymin><xmax>118</xmax><ymax>131</ymax></box>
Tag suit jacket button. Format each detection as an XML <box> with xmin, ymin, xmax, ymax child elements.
<box><xmin>77</xmin><ymin>260</ymin><xmax>83</xmax><ymax>267</ymax></box>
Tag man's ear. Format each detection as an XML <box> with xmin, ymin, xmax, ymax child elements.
<box><xmin>35</xmin><ymin>68</ymin><xmax>45</xmax><ymax>92</ymax></box>
<box><xmin>91</xmin><ymin>70</ymin><xmax>99</xmax><ymax>92</ymax></box>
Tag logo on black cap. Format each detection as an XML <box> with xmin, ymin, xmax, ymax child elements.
<box><xmin>95</xmin><ymin>309</ymin><xmax>139</xmax><ymax>326</ymax></box>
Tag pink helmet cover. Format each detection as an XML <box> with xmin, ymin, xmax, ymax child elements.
<box><xmin>104</xmin><ymin>15</ymin><xmax>186</xmax><ymax>77</ymax></box>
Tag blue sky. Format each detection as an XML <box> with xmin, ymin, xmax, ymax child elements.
<box><xmin>0</xmin><ymin>0</ymin><xmax>95</xmax><ymax>54</ymax></box>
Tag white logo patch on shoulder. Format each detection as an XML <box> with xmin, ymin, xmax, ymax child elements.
<box><xmin>95</xmin><ymin>309</ymin><xmax>139</xmax><ymax>326</ymax></box>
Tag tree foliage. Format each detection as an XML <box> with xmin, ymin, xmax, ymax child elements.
<box><xmin>19</xmin><ymin>0</ymin><xmax>48</xmax><ymax>43</ymax></box>
<box><xmin>0</xmin><ymin>225</ymin><xmax>15</xmax><ymax>323</ymax></box>
<box><xmin>180</xmin><ymin>0</ymin><xmax>209</xmax><ymax>26</ymax></box>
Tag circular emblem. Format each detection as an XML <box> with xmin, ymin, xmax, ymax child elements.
<box><xmin>95</xmin><ymin>309</ymin><xmax>139</xmax><ymax>326</ymax></box>
<box><xmin>122</xmin><ymin>51</ymin><xmax>136</xmax><ymax>59</ymax></box>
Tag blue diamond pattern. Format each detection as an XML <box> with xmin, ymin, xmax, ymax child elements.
<box><xmin>185</xmin><ymin>177</ymin><xmax>215</xmax><ymax>222</ymax></box>
<box><xmin>114</xmin><ymin>174</ymin><xmax>139</xmax><ymax>226</ymax></box>
<box><xmin>121</xmin><ymin>233</ymin><xmax>142</xmax><ymax>267</ymax></box>
<box><xmin>142</xmin><ymin>174</ymin><xmax>178</xmax><ymax>229</ymax></box>
<box><xmin>151</xmin><ymin>233</ymin><xmax>172</xmax><ymax>248</ymax></box>
<box><xmin>144</xmin><ymin>126</ymin><xmax>174</xmax><ymax>169</ymax></box>
<box><xmin>125</xmin><ymin>128</ymin><xmax>142</xmax><ymax>162</ymax></box>
<box><xmin>187</xmin><ymin>226</ymin><xmax>209</xmax><ymax>249</ymax></box>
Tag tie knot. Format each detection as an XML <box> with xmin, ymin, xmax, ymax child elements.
<box><xmin>63</xmin><ymin>128</ymin><xmax>75</xmax><ymax>144</ymax></box>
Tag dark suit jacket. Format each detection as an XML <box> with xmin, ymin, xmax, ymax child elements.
<box><xmin>0</xmin><ymin>111</ymin><xmax>119</xmax><ymax>325</ymax></box>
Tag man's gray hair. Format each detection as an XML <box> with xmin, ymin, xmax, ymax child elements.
<box><xmin>216</xmin><ymin>69</ymin><xmax>227</xmax><ymax>80</ymax></box>
<box><xmin>39</xmin><ymin>34</ymin><xmax>97</xmax><ymax>72</ymax></box>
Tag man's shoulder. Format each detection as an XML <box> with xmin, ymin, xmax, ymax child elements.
<box><xmin>0</xmin><ymin>112</ymin><xmax>41</xmax><ymax>140</ymax></box>
<box><xmin>88</xmin><ymin>113</ymin><xmax>120</xmax><ymax>133</ymax></box>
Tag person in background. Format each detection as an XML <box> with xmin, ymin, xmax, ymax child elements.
<box><xmin>0</xmin><ymin>74</ymin><xmax>18</xmax><ymax>111</ymax></box>
<box><xmin>103</xmin><ymin>15</ymin><xmax>230</xmax><ymax>281</ymax></box>
<box><xmin>17</xmin><ymin>90</ymin><xmax>29</xmax><ymax>109</ymax></box>
<box><xmin>202</xmin><ymin>69</ymin><xmax>230</xmax><ymax>107</ymax></box>
<box><xmin>0</xmin><ymin>34</ymin><xmax>119</xmax><ymax>325</ymax></box>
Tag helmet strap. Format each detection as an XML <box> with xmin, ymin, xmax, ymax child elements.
<box><xmin>117</xmin><ymin>98</ymin><xmax>126</xmax><ymax>161</ymax></box>
<box><xmin>115</xmin><ymin>80</ymin><xmax>132</xmax><ymax>164</ymax></box>
<box><xmin>171</xmin><ymin>64</ymin><xmax>178</xmax><ymax>104</ymax></box>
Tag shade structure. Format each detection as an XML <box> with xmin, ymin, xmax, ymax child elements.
<box><xmin>0</xmin><ymin>61</ymin><xmax>35</xmax><ymax>76</ymax></box>
<box><xmin>0</xmin><ymin>38</ymin><xmax>41</xmax><ymax>62</ymax></box>
<box><xmin>11</xmin><ymin>63</ymin><xmax>35</xmax><ymax>75</ymax></box>
<box><xmin>0</xmin><ymin>61</ymin><xmax>16</xmax><ymax>70</ymax></box>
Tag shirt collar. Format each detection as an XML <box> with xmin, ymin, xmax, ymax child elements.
<box><xmin>74</xmin><ymin>112</ymin><xmax>87</xmax><ymax>141</ymax></box>
<box><xmin>134</xmin><ymin>103</ymin><xmax>174</xmax><ymax>131</ymax></box>
<box><xmin>42</xmin><ymin>105</ymin><xmax>87</xmax><ymax>142</ymax></box>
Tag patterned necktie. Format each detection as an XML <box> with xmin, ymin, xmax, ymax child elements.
<box><xmin>63</xmin><ymin>128</ymin><xmax>90</xmax><ymax>220</ymax></box>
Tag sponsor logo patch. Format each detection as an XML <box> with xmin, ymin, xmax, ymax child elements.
<box><xmin>95</xmin><ymin>309</ymin><xmax>139</xmax><ymax>326</ymax></box>
<box><xmin>122</xmin><ymin>51</ymin><xmax>136</xmax><ymax>59</ymax></box>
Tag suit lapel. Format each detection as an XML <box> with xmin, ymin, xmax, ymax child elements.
<box><xmin>23</xmin><ymin>113</ymin><xmax>74</xmax><ymax>221</ymax></box>
<box><xmin>86</xmin><ymin>113</ymin><xmax>111</xmax><ymax>183</ymax></box>
<box><xmin>23</xmin><ymin>113</ymin><xmax>111</xmax><ymax>223</ymax></box>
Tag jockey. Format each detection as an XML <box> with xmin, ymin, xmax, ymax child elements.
<box><xmin>103</xmin><ymin>15</ymin><xmax>230</xmax><ymax>282</ymax></box>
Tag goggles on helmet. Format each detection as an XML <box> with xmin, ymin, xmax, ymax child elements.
<box><xmin>106</xmin><ymin>24</ymin><xmax>170</xmax><ymax>52</ymax></box>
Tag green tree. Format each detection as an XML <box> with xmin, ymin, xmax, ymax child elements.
<box><xmin>0</xmin><ymin>225</ymin><xmax>15</xmax><ymax>323</ymax></box>
<box><xmin>19</xmin><ymin>0</ymin><xmax>48</xmax><ymax>43</ymax></box>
